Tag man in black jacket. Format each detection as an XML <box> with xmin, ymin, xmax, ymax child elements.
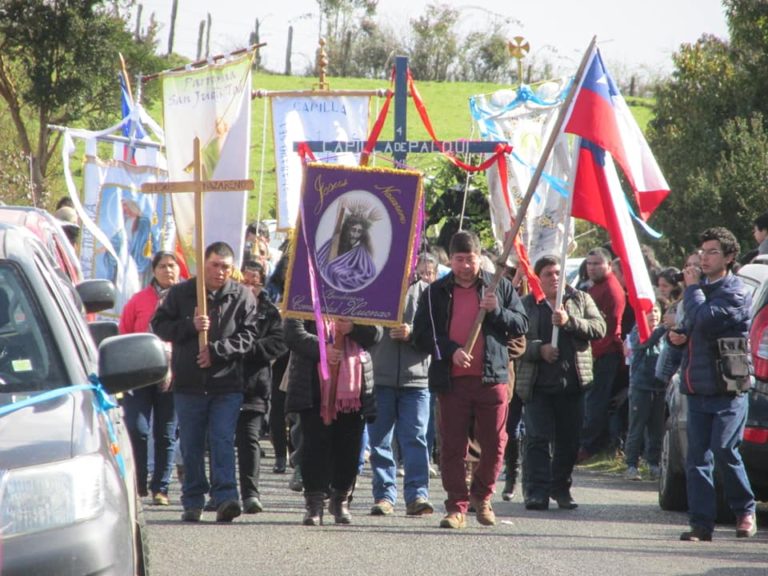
<box><xmin>152</xmin><ymin>242</ymin><xmax>259</xmax><ymax>523</ymax></box>
<box><xmin>413</xmin><ymin>231</ymin><xmax>528</xmax><ymax>529</ymax></box>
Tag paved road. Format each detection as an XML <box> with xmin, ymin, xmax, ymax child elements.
<box><xmin>144</xmin><ymin>454</ymin><xmax>768</xmax><ymax>576</ymax></box>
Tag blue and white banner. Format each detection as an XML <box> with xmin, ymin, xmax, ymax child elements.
<box><xmin>62</xmin><ymin>105</ymin><xmax>171</xmax><ymax>319</ymax></box>
<box><xmin>471</xmin><ymin>79</ymin><xmax>575</xmax><ymax>264</ymax></box>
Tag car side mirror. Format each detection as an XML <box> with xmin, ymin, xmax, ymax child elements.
<box><xmin>76</xmin><ymin>279</ymin><xmax>115</xmax><ymax>314</ymax></box>
<box><xmin>88</xmin><ymin>320</ymin><xmax>119</xmax><ymax>346</ymax></box>
<box><xmin>98</xmin><ymin>333</ymin><xmax>168</xmax><ymax>394</ymax></box>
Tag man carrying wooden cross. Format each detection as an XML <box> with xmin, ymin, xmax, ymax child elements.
<box><xmin>152</xmin><ymin>241</ymin><xmax>259</xmax><ymax>523</ymax></box>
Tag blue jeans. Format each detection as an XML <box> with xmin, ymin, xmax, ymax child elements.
<box><xmin>523</xmin><ymin>391</ymin><xmax>582</xmax><ymax>500</ymax></box>
<box><xmin>175</xmin><ymin>392</ymin><xmax>243</xmax><ymax>511</ymax></box>
<box><xmin>368</xmin><ymin>386</ymin><xmax>431</xmax><ymax>505</ymax></box>
<box><xmin>685</xmin><ymin>393</ymin><xmax>755</xmax><ymax>531</ymax></box>
<box><xmin>581</xmin><ymin>352</ymin><xmax>622</xmax><ymax>454</ymax></box>
<box><xmin>624</xmin><ymin>387</ymin><xmax>665</xmax><ymax>467</ymax></box>
<box><xmin>122</xmin><ymin>385</ymin><xmax>177</xmax><ymax>495</ymax></box>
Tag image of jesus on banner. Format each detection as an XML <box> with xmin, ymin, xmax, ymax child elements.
<box><xmin>316</xmin><ymin>198</ymin><xmax>383</xmax><ymax>292</ymax></box>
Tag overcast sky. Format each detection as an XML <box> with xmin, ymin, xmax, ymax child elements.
<box><xmin>134</xmin><ymin>0</ymin><xmax>729</xmax><ymax>76</ymax></box>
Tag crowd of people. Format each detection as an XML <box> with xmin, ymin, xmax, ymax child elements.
<box><xmin>111</xmin><ymin>211</ymin><xmax>768</xmax><ymax>540</ymax></box>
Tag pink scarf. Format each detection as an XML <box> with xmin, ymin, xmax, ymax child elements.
<box><xmin>319</xmin><ymin>321</ymin><xmax>364</xmax><ymax>425</ymax></box>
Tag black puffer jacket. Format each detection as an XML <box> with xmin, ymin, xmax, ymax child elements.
<box><xmin>241</xmin><ymin>291</ymin><xmax>287</xmax><ymax>412</ymax></box>
<box><xmin>151</xmin><ymin>278</ymin><xmax>258</xmax><ymax>394</ymax></box>
<box><xmin>283</xmin><ymin>318</ymin><xmax>381</xmax><ymax>421</ymax></box>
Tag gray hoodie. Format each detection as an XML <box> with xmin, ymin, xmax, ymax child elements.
<box><xmin>370</xmin><ymin>281</ymin><xmax>430</xmax><ymax>388</ymax></box>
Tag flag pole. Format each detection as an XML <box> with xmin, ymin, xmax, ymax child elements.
<box><xmin>551</xmin><ymin>135</ymin><xmax>582</xmax><ymax>348</ymax></box>
<box><xmin>462</xmin><ymin>35</ymin><xmax>597</xmax><ymax>357</ymax></box>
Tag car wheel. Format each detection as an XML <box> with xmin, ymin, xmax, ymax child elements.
<box><xmin>659</xmin><ymin>427</ymin><xmax>687</xmax><ymax>511</ymax></box>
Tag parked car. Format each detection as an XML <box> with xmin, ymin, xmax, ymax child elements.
<box><xmin>0</xmin><ymin>223</ymin><xmax>167</xmax><ymax>575</ymax></box>
<box><xmin>658</xmin><ymin>261</ymin><xmax>768</xmax><ymax>521</ymax></box>
<box><xmin>0</xmin><ymin>205</ymin><xmax>82</xmax><ymax>284</ymax></box>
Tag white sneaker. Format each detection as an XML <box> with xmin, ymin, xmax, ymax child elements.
<box><xmin>624</xmin><ymin>466</ymin><xmax>641</xmax><ymax>481</ymax></box>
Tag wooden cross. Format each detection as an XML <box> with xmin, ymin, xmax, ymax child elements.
<box><xmin>142</xmin><ymin>137</ymin><xmax>254</xmax><ymax>348</ymax></box>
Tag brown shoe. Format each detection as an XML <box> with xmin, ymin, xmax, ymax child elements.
<box><xmin>469</xmin><ymin>495</ymin><xmax>496</xmax><ymax>526</ymax></box>
<box><xmin>152</xmin><ymin>492</ymin><xmax>170</xmax><ymax>506</ymax></box>
<box><xmin>370</xmin><ymin>499</ymin><xmax>395</xmax><ymax>516</ymax></box>
<box><xmin>736</xmin><ymin>513</ymin><xmax>757</xmax><ymax>538</ymax></box>
<box><xmin>405</xmin><ymin>497</ymin><xmax>434</xmax><ymax>516</ymax></box>
<box><xmin>439</xmin><ymin>512</ymin><xmax>466</xmax><ymax>529</ymax></box>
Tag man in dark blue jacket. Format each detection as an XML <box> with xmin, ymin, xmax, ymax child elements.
<box><xmin>672</xmin><ymin>227</ymin><xmax>756</xmax><ymax>541</ymax></box>
<box><xmin>152</xmin><ymin>242</ymin><xmax>259</xmax><ymax>524</ymax></box>
<box><xmin>413</xmin><ymin>231</ymin><xmax>528</xmax><ymax>529</ymax></box>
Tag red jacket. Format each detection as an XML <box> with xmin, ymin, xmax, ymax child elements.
<box><xmin>588</xmin><ymin>273</ymin><xmax>625</xmax><ymax>358</ymax></box>
<box><xmin>119</xmin><ymin>284</ymin><xmax>159</xmax><ymax>335</ymax></box>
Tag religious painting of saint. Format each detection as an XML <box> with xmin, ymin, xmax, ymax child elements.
<box><xmin>315</xmin><ymin>192</ymin><xmax>391</xmax><ymax>292</ymax></box>
<box><xmin>283</xmin><ymin>163</ymin><xmax>423</xmax><ymax>327</ymax></box>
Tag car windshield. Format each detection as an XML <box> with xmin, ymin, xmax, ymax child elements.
<box><xmin>0</xmin><ymin>263</ymin><xmax>67</xmax><ymax>392</ymax></box>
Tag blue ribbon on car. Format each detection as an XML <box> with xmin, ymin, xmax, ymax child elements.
<box><xmin>0</xmin><ymin>375</ymin><xmax>126</xmax><ymax>478</ymax></box>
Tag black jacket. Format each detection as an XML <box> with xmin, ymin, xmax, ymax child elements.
<box><xmin>151</xmin><ymin>278</ymin><xmax>259</xmax><ymax>394</ymax></box>
<box><xmin>412</xmin><ymin>270</ymin><xmax>528</xmax><ymax>392</ymax></box>
<box><xmin>283</xmin><ymin>318</ymin><xmax>381</xmax><ymax>420</ymax></box>
<box><xmin>242</xmin><ymin>291</ymin><xmax>287</xmax><ymax>412</ymax></box>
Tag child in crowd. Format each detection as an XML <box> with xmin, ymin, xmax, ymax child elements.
<box><xmin>624</xmin><ymin>301</ymin><xmax>668</xmax><ymax>481</ymax></box>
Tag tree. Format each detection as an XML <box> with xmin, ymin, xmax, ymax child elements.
<box><xmin>646</xmin><ymin>1</ymin><xmax>768</xmax><ymax>262</ymax></box>
<box><xmin>0</xmin><ymin>0</ymin><xmax>165</xmax><ymax>207</ymax></box>
<box><xmin>456</xmin><ymin>28</ymin><xmax>511</xmax><ymax>83</ymax></box>
<box><xmin>316</xmin><ymin>0</ymin><xmax>378</xmax><ymax>76</ymax></box>
<box><xmin>646</xmin><ymin>35</ymin><xmax>742</xmax><ymax>261</ymax></box>
<box><xmin>408</xmin><ymin>4</ymin><xmax>458</xmax><ymax>81</ymax></box>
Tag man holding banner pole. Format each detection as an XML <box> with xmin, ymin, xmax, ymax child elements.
<box><xmin>413</xmin><ymin>230</ymin><xmax>528</xmax><ymax>529</ymax></box>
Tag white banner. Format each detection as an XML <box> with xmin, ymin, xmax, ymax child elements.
<box><xmin>78</xmin><ymin>146</ymin><xmax>172</xmax><ymax>318</ymax></box>
<box><xmin>163</xmin><ymin>54</ymin><xmax>253</xmax><ymax>273</ymax></box>
<box><xmin>271</xmin><ymin>95</ymin><xmax>370</xmax><ymax>230</ymax></box>
<box><xmin>471</xmin><ymin>80</ymin><xmax>574</xmax><ymax>265</ymax></box>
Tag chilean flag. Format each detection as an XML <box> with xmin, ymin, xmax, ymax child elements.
<box><xmin>565</xmin><ymin>48</ymin><xmax>669</xmax><ymax>222</ymax></box>
<box><xmin>565</xmin><ymin>48</ymin><xmax>663</xmax><ymax>341</ymax></box>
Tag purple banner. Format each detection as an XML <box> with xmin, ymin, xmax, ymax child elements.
<box><xmin>283</xmin><ymin>163</ymin><xmax>423</xmax><ymax>327</ymax></box>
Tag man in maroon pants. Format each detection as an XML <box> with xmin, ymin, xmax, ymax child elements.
<box><xmin>413</xmin><ymin>231</ymin><xmax>528</xmax><ymax>529</ymax></box>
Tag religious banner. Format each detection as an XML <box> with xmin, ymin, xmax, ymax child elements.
<box><xmin>271</xmin><ymin>95</ymin><xmax>371</xmax><ymax>230</ymax></box>
<box><xmin>61</xmin><ymin>98</ymin><xmax>172</xmax><ymax>319</ymax></box>
<box><xmin>79</xmin><ymin>152</ymin><xmax>173</xmax><ymax>317</ymax></box>
<box><xmin>283</xmin><ymin>163</ymin><xmax>422</xmax><ymax>327</ymax></box>
<box><xmin>162</xmin><ymin>52</ymin><xmax>254</xmax><ymax>272</ymax></box>
<box><xmin>470</xmin><ymin>80</ymin><xmax>575</xmax><ymax>264</ymax></box>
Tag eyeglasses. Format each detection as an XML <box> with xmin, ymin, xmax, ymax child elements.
<box><xmin>697</xmin><ymin>249</ymin><xmax>723</xmax><ymax>257</ymax></box>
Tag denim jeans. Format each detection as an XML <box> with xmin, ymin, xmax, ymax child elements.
<box><xmin>439</xmin><ymin>377</ymin><xmax>508</xmax><ymax>514</ymax></box>
<box><xmin>685</xmin><ymin>393</ymin><xmax>755</xmax><ymax>531</ymax></box>
<box><xmin>236</xmin><ymin>410</ymin><xmax>264</xmax><ymax>500</ymax></box>
<box><xmin>175</xmin><ymin>392</ymin><xmax>243</xmax><ymax>511</ymax></box>
<box><xmin>122</xmin><ymin>385</ymin><xmax>177</xmax><ymax>495</ymax></box>
<box><xmin>368</xmin><ymin>386</ymin><xmax>431</xmax><ymax>505</ymax></box>
<box><xmin>581</xmin><ymin>352</ymin><xmax>622</xmax><ymax>454</ymax></box>
<box><xmin>624</xmin><ymin>387</ymin><xmax>665</xmax><ymax>468</ymax></box>
<box><xmin>523</xmin><ymin>391</ymin><xmax>581</xmax><ymax>500</ymax></box>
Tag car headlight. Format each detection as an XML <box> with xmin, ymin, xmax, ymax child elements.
<box><xmin>0</xmin><ymin>454</ymin><xmax>106</xmax><ymax>537</ymax></box>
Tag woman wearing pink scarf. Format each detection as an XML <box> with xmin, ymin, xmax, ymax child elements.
<box><xmin>284</xmin><ymin>317</ymin><xmax>380</xmax><ymax>525</ymax></box>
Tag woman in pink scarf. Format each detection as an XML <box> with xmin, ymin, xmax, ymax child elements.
<box><xmin>283</xmin><ymin>317</ymin><xmax>381</xmax><ymax>525</ymax></box>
